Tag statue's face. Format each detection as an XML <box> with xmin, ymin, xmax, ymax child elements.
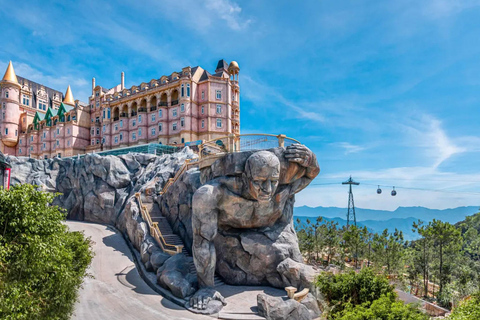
<box><xmin>245</xmin><ymin>151</ymin><xmax>280</xmax><ymax>202</ymax></box>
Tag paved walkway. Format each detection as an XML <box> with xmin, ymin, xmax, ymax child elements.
<box><xmin>67</xmin><ymin>221</ymin><xmax>211</xmax><ymax>320</ymax></box>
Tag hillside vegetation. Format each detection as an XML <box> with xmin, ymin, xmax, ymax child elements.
<box><xmin>297</xmin><ymin>211</ymin><xmax>480</xmax><ymax>309</ymax></box>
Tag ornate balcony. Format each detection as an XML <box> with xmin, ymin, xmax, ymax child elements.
<box><xmin>159</xmin><ymin>101</ymin><xmax>168</xmax><ymax>107</ymax></box>
<box><xmin>171</xmin><ymin>100</ymin><xmax>179</xmax><ymax>106</ymax></box>
<box><xmin>138</xmin><ymin>108</ymin><xmax>147</xmax><ymax>113</ymax></box>
<box><xmin>150</xmin><ymin>106</ymin><xmax>157</xmax><ymax>112</ymax></box>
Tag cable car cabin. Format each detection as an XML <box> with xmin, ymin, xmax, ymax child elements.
<box><xmin>377</xmin><ymin>185</ymin><xmax>382</xmax><ymax>194</ymax></box>
<box><xmin>391</xmin><ymin>187</ymin><xmax>397</xmax><ymax>196</ymax></box>
<box><xmin>0</xmin><ymin>151</ymin><xmax>11</xmax><ymax>190</ymax></box>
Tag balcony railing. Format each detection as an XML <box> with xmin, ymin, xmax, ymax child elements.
<box><xmin>113</xmin><ymin>117</ymin><xmax>119</xmax><ymax>121</ymax></box>
<box><xmin>131</xmin><ymin>111</ymin><xmax>138</xmax><ymax>116</ymax></box>
<box><xmin>159</xmin><ymin>101</ymin><xmax>168</xmax><ymax>107</ymax></box>
<box><xmin>138</xmin><ymin>108</ymin><xmax>147</xmax><ymax>113</ymax></box>
<box><xmin>120</xmin><ymin>112</ymin><xmax>128</xmax><ymax>118</ymax></box>
<box><xmin>171</xmin><ymin>100</ymin><xmax>179</xmax><ymax>106</ymax></box>
<box><xmin>150</xmin><ymin>106</ymin><xmax>157</xmax><ymax>111</ymax></box>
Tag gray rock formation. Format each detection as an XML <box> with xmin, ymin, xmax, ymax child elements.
<box><xmin>6</xmin><ymin>144</ymin><xmax>321</xmax><ymax>316</ymax></box>
<box><xmin>257</xmin><ymin>293</ymin><xmax>312</xmax><ymax>320</ymax></box>
<box><xmin>159</xmin><ymin>145</ymin><xmax>319</xmax><ymax>291</ymax></box>
<box><xmin>7</xmin><ymin>150</ymin><xmax>195</xmax><ymax>252</ymax></box>
<box><xmin>157</xmin><ymin>254</ymin><xmax>197</xmax><ymax>299</ymax></box>
<box><xmin>6</xmin><ymin>149</ymin><xmax>198</xmax><ymax>302</ymax></box>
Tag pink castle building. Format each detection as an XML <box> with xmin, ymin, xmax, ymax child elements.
<box><xmin>0</xmin><ymin>59</ymin><xmax>240</xmax><ymax>158</ymax></box>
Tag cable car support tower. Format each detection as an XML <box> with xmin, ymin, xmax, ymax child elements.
<box><xmin>343</xmin><ymin>176</ymin><xmax>360</xmax><ymax>228</ymax></box>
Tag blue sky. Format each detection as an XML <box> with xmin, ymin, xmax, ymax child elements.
<box><xmin>1</xmin><ymin>0</ymin><xmax>480</xmax><ymax>210</ymax></box>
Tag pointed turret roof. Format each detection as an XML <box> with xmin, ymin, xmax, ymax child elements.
<box><xmin>2</xmin><ymin>61</ymin><xmax>19</xmax><ymax>84</ymax></box>
<box><xmin>63</xmin><ymin>85</ymin><xmax>75</xmax><ymax>105</ymax></box>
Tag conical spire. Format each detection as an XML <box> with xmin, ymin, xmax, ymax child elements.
<box><xmin>63</xmin><ymin>85</ymin><xmax>75</xmax><ymax>105</ymax></box>
<box><xmin>2</xmin><ymin>61</ymin><xmax>19</xmax><ymax>84</ymax></box>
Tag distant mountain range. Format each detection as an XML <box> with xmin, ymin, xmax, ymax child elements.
<box><xmin>294</xmin><ymin>206</ymin><xmax>480</xmax><ymax>241</ymax></box>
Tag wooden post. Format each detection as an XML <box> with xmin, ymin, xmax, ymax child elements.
<box><xmin>277</xmin><ymin>134</ymin><xmax>286</xmax><ymax>148</ymax></box>
<box><xmin>285</xmin><ymin>286</ymin><xmax>297</xmax><ymax>299</ymax></box>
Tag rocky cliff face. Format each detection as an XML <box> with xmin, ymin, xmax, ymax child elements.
<box><xmin>7</xmin><ymin>150</ymin><xmax>196</xmax><ymax>253</ymax></box>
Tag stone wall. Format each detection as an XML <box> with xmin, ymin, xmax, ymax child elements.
<box><xmin>7</xmin><ymin>150</ymin><xmax>196</xmax><ymax>254</ymax></box>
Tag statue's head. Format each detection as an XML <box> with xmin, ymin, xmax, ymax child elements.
<box><xmin>244</xmin><ymin>151</ymin><xmax>280</xmax><ymax>202</ymax></box>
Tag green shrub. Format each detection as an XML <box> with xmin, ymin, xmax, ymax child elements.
<box><xmin>335</xmin><ymin>293</ymin><xmax>429</xmax><ymax>320</ymax></box>
<box><xmin>316</xmin><ymin>268</ymin><xmax>394</xmax><ymax>317</ymax></box>
<box><xmin>450</xmin><ymin>292</ymin><xmax>480</xmax><ymax>320</ymax></box>
<box><xmin>0</xmin><ymin>184</ymin><xmax>93</xmax><ymax>320</ymax></box>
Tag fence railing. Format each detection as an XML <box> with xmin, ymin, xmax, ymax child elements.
<box><xmin>159</xmin><ymin>158</ymin><xmax>199</xmax><ymax>195</ymax></box>
<box><xmin>135</xmin><ymin>192</ymin><xmax>183</xmax><ymax>255</ymax></box>
<box><xmin>199</xmin><ymin>133</ymin><xmax>300</xmax><ymax>159</ymax></box>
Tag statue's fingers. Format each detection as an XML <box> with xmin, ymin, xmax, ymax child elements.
<box><xmin>214</xmin><ymin>292</ymin><xmax>227</xmax><ymax>305</ymax></box>
<box><xmin>288</xmin><ymin>158</ymin><xmax>305</xmax><ymax>163</ymax></box>
<box><xmin>205</xmin><ymin>297</ymin><xmax>212</xmax><ymax>307</ymax></box>
<box><xmin>193</xmin><ymin>297</ymin><xmax>198</xmax><ymax>309</ymax></box>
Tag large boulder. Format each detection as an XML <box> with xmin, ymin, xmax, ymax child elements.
<box><xmin>257</xmin><ymin>294</ymin><xmax>311</xmax><ymax>320</ymax></box>
<box><xmin>157</xmin><ymin>254</ymin><xmax>196</xmax><ymax>299</ymax></box>
<box><xmin>277</xmin><ymin>258</ymin><xmax>317</xmax><ymax>290</ymax></box>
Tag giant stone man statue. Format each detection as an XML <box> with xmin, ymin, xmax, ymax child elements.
<box><xmin>190</xmin><ymin>144</ymin><xmax>319</xmax><ymax>309</ymax></box>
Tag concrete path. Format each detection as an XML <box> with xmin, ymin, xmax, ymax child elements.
<box><xmin>66</xmin><ymin>221</ymin><xmax>211</xmax><ymax>320</ymax></box>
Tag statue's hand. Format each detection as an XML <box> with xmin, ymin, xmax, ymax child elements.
<box><xmin>285</xmin><ymin>144</ymin><xmax>313</xmax><ymax>167</ymax></box>
<box><xmin>189</xmin><ymin>288</ymin><xmax>227</xmax><ymax>310</ymax></box>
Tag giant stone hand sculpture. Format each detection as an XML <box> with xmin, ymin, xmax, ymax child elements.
<box><xmin>190</xmin><ymin>144</ymin><xmax>320</xmax><ymax>310</ymax></box>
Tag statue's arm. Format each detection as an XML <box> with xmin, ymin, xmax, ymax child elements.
<box><xmin>192</xmin><ymin>184</ymin><xmax>221</xmax><ymax>289</ymax></box>
<box><xmin>283</xmin><ymin>144</ymin><xmax>320</xmax><ymax>193</ymax></box>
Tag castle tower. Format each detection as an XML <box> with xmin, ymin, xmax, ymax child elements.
<box><xmin>1</xmin><ymin>61</ymin><xmax>21</xmax><ymax>151</ymax></box>
<box><xmin>228</xmin><ymin>61</ymin><xmax>240</xmax><ymax>135</ymax></box>
<box><xmin>63</xmin><ymin>85</ymin><xmax>75</xmax><ymax>106</ymax></box>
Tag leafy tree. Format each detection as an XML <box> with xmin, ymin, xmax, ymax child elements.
<box><xmin>371</xmin><ymin>228</ymin><xmax>405</xmax><ymax>275</ymax></box>
<box><xmin>334</xmin><ymin>293</ymin><xmax>429</xmax><ymax>320</ymax></box>
<box><xmin>412</xmin><ymin>220</ymin><xmax>433</xmax><ymax>297</ymax></box>
<box><xmin>427</xmin><ymin>219</ymin><xmax>463</xmax><ymax>302</ymax></box>
<box><xmin>0</xmin><ymin>184</ymin><xmax>93</xmax><ymax>320</ymax></box>
<box><xmin>316</xmin><ymin>268</ymin><xmax>394</xmax><ymax>318</ymax></box>
<box><xmin>342</xmin><ymin>225</ymin><xmax>369</xmax><ymax>268</ymax></box>
<box><xmin>296</xmin><ymin>218</ymin><xmax>316</xmax><ymax>262</ymax></box>
<box><xmin>319</xmin><ymin>220</ymin><xmax>341</xmax><ymax>265</ymax></box>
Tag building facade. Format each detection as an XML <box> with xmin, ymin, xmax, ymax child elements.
<box><xmin>0</xmin><ymin>59</ymin><xmax>240</xmax><ymax>158</ymax></box>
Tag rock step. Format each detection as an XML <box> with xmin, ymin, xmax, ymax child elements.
<box><xmin>218</xmin><ymin>313</ymin><xmax>265</xmax><ymax>320</ymax></box>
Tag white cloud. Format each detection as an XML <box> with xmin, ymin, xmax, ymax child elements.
<box><xmin>401</xmin><ymin>114</ymin><xmax>466</xmax><ymax>168</ymax></box>
<box><xmin>298</xmin><ymin>166</ymin><xmax>480</xmax><ymax>210</ymax></box>
<box><xmin>331</xmin><ymin>142</ymin><xmax>366</xmax><ymax>154</ymax></box>
<box><xmin>141</xmin><ymin>0</ymin><xmax>251</xmax><ymax>32</ymax></box>
<box><xmin>205</xmin><ymin>0</ymin><xmax>251</xmax><ymax>30</ymax></box>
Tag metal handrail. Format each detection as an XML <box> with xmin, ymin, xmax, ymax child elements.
<box><xmin>199</xmin><ymin>133</ymin><xmax>301</xmax><ymax>159</ymax></box>
<box><xmin>134</xmin><ymin>193</ymin><xmax>183</xmax><ymax>255</ymax></box>
<box><xmin>159</xmin><ymin>158</ymin><xmax>199</xmax><ymax>195</ymax></box>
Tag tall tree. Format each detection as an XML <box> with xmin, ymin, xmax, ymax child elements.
<box><xmin>427</xmin><ymin>219</ymin><xmax>463</xmax><ymax>301</ymax></box>
<box><xmin>371</xmin><ymin>228</ymin><xmax>405</xmax><ymax>275</ymax></box>
<box><xmin>412</xmin><ymin>220</ymin><xmax>433</xmax><ymax>298</ymax></box>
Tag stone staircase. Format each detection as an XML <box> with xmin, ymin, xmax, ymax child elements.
<box><xmin>148</xmin><ymin>202</ymin><xmax>225</xmax><ymax>287</ymax></box>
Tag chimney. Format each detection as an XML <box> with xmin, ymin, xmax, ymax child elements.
<box><xmin>92</xmin><ymin>77</ymin><xmax>96</xmax><ymax>95</ymax></box>
<box><xmin>121</xmin><ymin>72</ymin><xmax>125</xmax><ymax>90</ymax></box>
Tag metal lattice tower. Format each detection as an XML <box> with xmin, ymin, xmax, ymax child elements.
<box><xmin>342</xmin><ymin>176</ymin><xmax>360</xmax><ymax>227</ymax></box>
